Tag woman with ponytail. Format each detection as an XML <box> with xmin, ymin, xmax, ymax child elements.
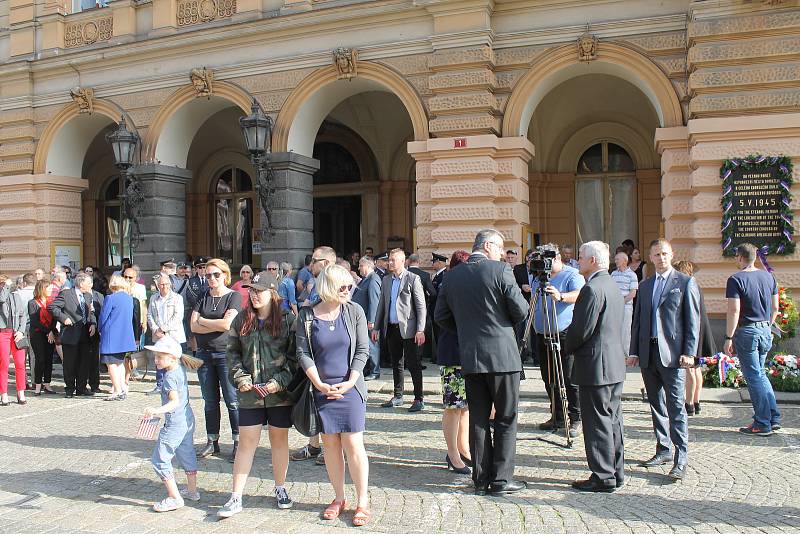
<box><xmin>217</xmin><ymin>271</ymin><xmax>298</xmax><ymax>518</ymax></box>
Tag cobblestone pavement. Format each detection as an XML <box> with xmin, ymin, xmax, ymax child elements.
<box><xmin>1</xmin><ymin>380</ymin><xmax>799</xmax><ymax>534</ymax></box>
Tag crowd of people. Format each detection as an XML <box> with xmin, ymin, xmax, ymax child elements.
<box><xmin>0</xmin><ymin>232</ymin><xmax>782</xmax><ymax>519</ymax></box>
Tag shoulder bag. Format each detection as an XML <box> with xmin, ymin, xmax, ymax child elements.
<box><xmin>291</xmin><ymin>311</ymin><xmax>321</xmax><ymax>437</ymax></box>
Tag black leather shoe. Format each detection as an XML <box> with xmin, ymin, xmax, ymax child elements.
<box><xmin>197</xmin><ymin>439</ymin><xmax>220</xmax><ymax>458</ymax></box>
<box><xmin>474</xmin><ymin>484</ymin><xmax>488</xmax><ymax>496</ymax></box>
<box><xmin>65</xmin><ymin>392</ymin><xmax>74</xmax><ymax>398</ymax></box>
<box><xmin>668</xmin><ymin>464</ymin><xmax>686</xmax><ymax>480</ymax></box>
<box><xmin>616</xmin><ymin>477</ymin><xmax>626</xmax><ymax>488</ymax></box>
<box><xmin>638</xmin><ymin>452</ymin><xmax>672</xmax><ymax>467</ymax></box>
<box><xmin>571</xmin><ymin>478</ymin><xmax>616</xmax><ymax>493</ymax></box>
<box><xmin>538</xmin><ymin>419</ymin><xmax>564</xmax><ymax>431</ymax></box>
<box><xmin>489</xmin><ymin>480</ymin><xmax>527</xmax><ymax>495</ymax></box>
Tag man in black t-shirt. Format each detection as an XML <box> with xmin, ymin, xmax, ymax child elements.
<box><xmin>724</xmin><ymin>243</ymin><xmax>781</xmax><ymax>436</ymax></box>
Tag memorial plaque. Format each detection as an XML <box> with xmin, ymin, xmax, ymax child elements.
<box><xmin>728</xmin><ymin>166</ymin><xmax>782</xmax><ymax>248</ymax></box>
<box><xmin>721</xmin><ymin>155</ymin><xmax>794</xmax><ymax>256</ymax></box>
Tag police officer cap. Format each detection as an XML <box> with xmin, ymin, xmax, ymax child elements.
<box><xmin>160</xmin><ymin>258</ymin><xmax>176</xmax><ymax>267</ymax></box>
<box><xmin>376</xmin><ymin>252</ymin><xmax>389</xmax><ymax>261</ymax></box>
<box><xmin>432</xmin><ymin>253</ymin><xmax>448</xmax><ymax>263</ymax></box>
<box><xmin>177</xmin><ymin>260</ymin><xmax>191</xmax><ymax>269</ymax></box>
<box><xmin>193</xmin><ymin>256</ymin><xmax>210</xmax><ymax>267</ymax></box>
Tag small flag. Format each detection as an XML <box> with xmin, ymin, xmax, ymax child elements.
<box><xmin>136</xmin><ymin>417</ymin><xmax>161</xmax><ymax>439</ymax></box>
<box><xmin>718</xmin><ymin>355</ymin><xmax>736</xmax><ymax>384</ymax></box>
<box><xmin>252</xmin><ymin>383</ymin><xmax>270</xmax><ymax>398</ymax></box>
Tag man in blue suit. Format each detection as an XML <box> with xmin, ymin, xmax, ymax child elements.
<box><xmin>352</xmin><ymin>256</ymin><xmax>382</xmax><ymax>380</ymax></box>
<box><xmin>629</xmin><ymin>238</ymin><xmax>700</xmax><ymax>481</ymax></box>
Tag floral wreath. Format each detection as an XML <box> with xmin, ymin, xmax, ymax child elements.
<box><xmin>720</xmin><ymin>154</ymin><xmax>794</xmax><ymax>256</ymax></box>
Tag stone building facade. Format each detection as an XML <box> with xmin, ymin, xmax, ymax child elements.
<box><xmin>0</xmin><ymin>0</ymin><xmax>799</xmax><ymax>317</ymax></box>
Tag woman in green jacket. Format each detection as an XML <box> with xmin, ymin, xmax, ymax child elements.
<box><xmin>218</xmin><ymin>272</ymin><xmax>297</xmax><ymax>518</ymax></box>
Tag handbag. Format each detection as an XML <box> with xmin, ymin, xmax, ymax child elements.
<box><xmin>291</xmin><ymin>311</ymin><xmax>321</xmax><ymax>437</ymax></box>
<box><xmin>291</xmin><ymin>379</ymin><xmax>321</xmax><ymax>437</ymax></box>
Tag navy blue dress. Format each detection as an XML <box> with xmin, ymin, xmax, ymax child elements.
<box><xmin>312</xmin><ymin>313</ymin><xmax>366</xmax><ymax>434</ymax></box>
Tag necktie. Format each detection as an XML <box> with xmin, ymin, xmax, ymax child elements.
<box><xmin>78</xmin><ymin>292</ymin><xmax>87</xmax><ymax>320</ymax></box>
<box><xmin>650</xmin><ymin>275</ymin><xmax>664</xmax><ymax>338</ymax></box>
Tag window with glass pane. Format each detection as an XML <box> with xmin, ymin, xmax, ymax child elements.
<box><xmin>213</xmin><ymin>167</ymin><xmax>254</xmax><ymax>266</ymax></box>
<box><xmin>574</xmin><ymin>142</ymin><xmax>637</xmax><ymax>246</ymax></box>
<box><xmin>101</xmin><ymin>178</ymin><xmax>131</xmax><ymax>267</ymax></box>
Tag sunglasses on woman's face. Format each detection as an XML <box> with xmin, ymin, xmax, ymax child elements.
<box><xmin>266</xmin><ymin>267</ymin><xmax>278</xmax><ymax>271</ymax></box>
<box><xmin>124</xmin><ymin>276</ymin><xmax>135</xmax><ymax>280</ymax></box>
<box><xmin>207</xmin><ymin>271</ymin><xmax>223</xmax><ymax>279</ymax></box>
<box><xmin>338</xmin><ymin>285</ymin><xmax>353</xmax><ymax>293</ymax></box>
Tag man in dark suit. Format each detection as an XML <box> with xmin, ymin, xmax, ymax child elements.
<box><xmin>87</xmin><ymin>287</ymin><xmax>105</xmax><ymax>393</ymax></box>
<box><xmin>407</xmin><ymin>253</ymin><xmax>436</xmax><ymax>360</ymax></box>
<box><xmin>629</xmin><ymin>238</ymin><xmax>700</xmax><ymax>480</ymax></box>
<box><xmin>512</xmin><ymin>249</ymin><xmax>536</xmax><ymax>363</ymax></box>
<box><xmin>49</xmin><ymin>272</ymin><xmax>97</xmax><ymax>397</ymax></box>
<box><xmin>352</xmin><ymin>256</ymin><xmax>382</xmax><ymax>380</ymax></box>
<box><xmin>563</xmin><ymin>240</ymin><xmax>626</xmax><ymax>492</ymax></box>
<box><xmin>430</xmin><ymin>252</ymin><xmax>448</xmax><ymax>353</ymax></box>
<box><xmin>372</xmin><ymin>248</ymin><xmax>427</xmax><ymax>411</ymax></box>
<box><xmin>435</xmin><ymin>229</ymin><xmax>529</xmax><ymax>495</ymax></box>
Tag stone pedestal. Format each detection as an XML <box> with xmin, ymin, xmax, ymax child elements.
<box><xmin>262</xmin><ymin>152</ymin><xmax>318</xmax><ymax>268</ymax></box>
<box><xmin>132</xmin><ymin>164</ymin><xmax>192</xmax><ymax>273</ymax></box>
<box><xmin>656</xmin><ymin>113</ymin><xmax>800</xmax><ymax>316</ymax></box>
<box><xmin>408</xmin><ymin>134</ymin><xmax>533</xmax><ymax>261</ymax></box>
<box><xmin>0</xmin><ymin>174</ymin><xmax>87</xmax><ymax>274</ymax></box>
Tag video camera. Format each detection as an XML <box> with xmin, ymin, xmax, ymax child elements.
<box><xmin>528</xmin><ymin>245</ymin><xmax>558</xmax><ymax>280</ymax></box>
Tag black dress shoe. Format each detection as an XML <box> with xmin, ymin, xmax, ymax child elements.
<box><xmin>668</xmin><ymin>464</ymin><xmax>686</xmax><ymax>480</ymax></box>
<box><xmin>571</xmin><ymin>478</ymin><xmax>616</xmax><ymax>493</ymax></box>
<box><xmin>489</xmin><ymin>480</ymin><xmax>527</xmax><ymax>495</ymax></box>
<box><xmin>616</xmin><ymin>477</ymin><xmax>626</xmax><ymax>488</ymax></box>
<box><xmin>65</xmin><ymin>392</ymin><xmax>74</xmax><ymax>398</ymax></box>
<box><xmin>474</xmin><ymin>484</ymin><xmax>488</xmax><ymax>496</ymax></box>
<box><xmin>197</xmin><ymin>439</ymin><xmax>220</xmax><ymax>458</ymax></box>
<box><xmin>638</xmin><ymin>452</ymin><xmax>672</xmax><ymax>467</ymax></box>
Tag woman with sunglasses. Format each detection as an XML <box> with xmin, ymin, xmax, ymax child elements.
<box><xmin>191</xmin><ymin>258</ymin><xmax>242</xmax><ymax>461</ymax></box>
<box><xmin>231</xmin><ymin>265</ymin><xmax>253</xmax><ymax>307</ymax></box>
<box><xmin>218</xmin><ymin>271</ymin><xmax>297</xmax><ymax>518</ymax></box>
<box><xmin>296</xmin><ymin>264</ymin><xmax>371</xmax><ymax>527</ymax></box>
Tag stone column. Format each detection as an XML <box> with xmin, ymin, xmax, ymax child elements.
<box><xmin>263</xmin><ymin>152</ymin><xmax>318</xmax><ymax>268</ymax></box>
<box><xmin>0</xmin><ymin>174</ymin><xmax>87</xmax><ymax>274</ymax></box>
<box><xmin>133</xmin><ymin>164</ymin><xmax>192</xmax><ymax>273</ymax></box>
<box><xmin>408</xmin><ymin>134</ymin><xmax>533</xmax><ymax>261</ymax></box>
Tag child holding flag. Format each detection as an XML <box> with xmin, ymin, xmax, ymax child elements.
<box><xmin>142</xmin><ymin>336</ymin><xmax>202</xmax><ymax>512</ymax></box>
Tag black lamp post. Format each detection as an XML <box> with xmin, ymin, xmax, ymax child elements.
<box><xmin>106</xmin><ymin>116</ymin><xmax>141</xmax><ymax>266</ymax></box>
<box><xmin>239</xmin><ymin>99</ymin><xmax>275</xmax><ymax>244</ymax></box>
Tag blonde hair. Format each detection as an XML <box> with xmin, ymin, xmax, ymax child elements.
<box><xmin>108</xmin><ymin>274</ymin><xmax>130</xmax><ymax>293</ymax></box>
<box><xmin>316</xmin><ymin>264</ymin><xmax>353</xmax><ymax>303</ymax></box>
<box><xmin>205</xmin><ymin>258</ymin><xmax>232</xmax><ymax>286</ymax></box>
<box><xmin>153</xmin><ymin>351</ymin><xmax>203</xmax><ymax>370</ymax></box>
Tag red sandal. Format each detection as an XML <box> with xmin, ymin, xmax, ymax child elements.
<box><xmin>352</xmin><ymin>507</ymin><xmax>372</xmax><ymax>527</ymax></box>
<box><xmin>322</xmin><ymin>499</ymin><xmax>347</xmax><ymax>520</ymax></box>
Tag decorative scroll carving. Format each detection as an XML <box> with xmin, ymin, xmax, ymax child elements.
<box><xmin>190</xmin><ymin>67</ymin><xmax>214</xmax><ymax>98</ymax></box>
<box><xmin>177</xmin><ymin>0</ymin><xmax>236</xmax><ymax>27</ymax></box>
<box><xmin>64</xmin><ymin>17</ymin><xmax>113</xmax><ymax>48</ymax></box>
<box><xmin>333</xmin><ymin>48</ymin><xmax>358</xmax><ymax>80</ymax></box>
<box><xmin>70</xmin><ymin>87</ymin><xmax>94</xmax><ymax>114</ymax></box>
<box><xmin>577</xmin><ymin>26</ymin><xmax>598</xmax><ymax>62</ymax></box>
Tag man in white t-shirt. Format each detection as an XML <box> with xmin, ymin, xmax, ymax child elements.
<box><xmin>610</xmin><ymin>251</ymin><xmax>638</xmax><ymax>358</ymax></box>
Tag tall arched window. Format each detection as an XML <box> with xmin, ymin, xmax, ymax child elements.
<box><xmin>575</xmin><ymin>142</ymin><xmax>637</xmax><ymax>247</ymax></box>
<box><xmin>213</xmin><ymin>166</ymin><xmax>253</xmax><ymax>267</ymax></box>
<box><xmin>101</xmin><ymin>176</ymin><xmax>131</xmax><ymax>267</ymax></box>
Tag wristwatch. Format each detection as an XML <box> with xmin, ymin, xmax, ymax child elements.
<box><xmin>724</xmin><ymin>335</ymin><xmax>733</xmax><ymax>340</ymax></box>
<box><xmin>559</xmin><ymin>294</ymin><xmax>564</xmax><ymax>302</ymax></box>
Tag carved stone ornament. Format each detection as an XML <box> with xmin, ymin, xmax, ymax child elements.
<box><xmin>190</xmin><ymin>67</ymin><xmax>214</xmax><ymax>98</ymax></box>
<box><xmin>64</xmin><ymin>17</ymin><xmax>113</xmax><ymax>48</ymax></box>
<box><xmin>70</xmin><ymin>87</ymin><xmax>94</xmax><ymax>114</ymax></box>
<box><xmin>333</xmin><ymin>48</ymin><xmax>358</xmax><ymax>80</ymax></box>
<box><xmin>577</xmin><ymin>28</ymin><xmax>598</xmax><ymax>62</ymax></box>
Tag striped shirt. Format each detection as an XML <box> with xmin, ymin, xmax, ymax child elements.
<box><xmin>611</xmin><ymin>268</ymin><xmax>639</xmax><ymax>307</ymax></box>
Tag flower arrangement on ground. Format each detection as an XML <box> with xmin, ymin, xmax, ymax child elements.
<box><xmin>701</xmin><ymin>353</ymin><xmax>746</xmax><ymax>389</ymax></box>
<box><xmin>765</xmin><ymin>354</ymin><xmax>800</xmax><ymax>393</ymax></box>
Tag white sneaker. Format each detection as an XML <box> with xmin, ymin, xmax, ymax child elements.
<box><xmin>153</xmin><ymin>496</ymin><xmax>184</xmax><ymax>512</ymax></box>
<box><xmin>275</xmin><ymin>487</ymin><xmax>293</xmax><ymax>509</ymax></box>
<box><xmin>217</xmin><ymin>496</ymin><xmax>242</xmax><ymax>518</ymax></box>
<box><xmin>179</xmin><ymin>487</ymin><xmax>200</xmax><ymax>501</ymax></box>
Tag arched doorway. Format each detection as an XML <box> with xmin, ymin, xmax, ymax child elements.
<box><xmin>98</xmin><ymin>175</ymin><xmax>132</xmax><ymax>266</ymax></box>
<box><xmin>312</xmin><ymin>140</ymin><xmax>362</xmax><ymax>255</ymax></box>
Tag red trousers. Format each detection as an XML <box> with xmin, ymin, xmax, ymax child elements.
<box><xmin>0</xmin><ymin>329</ymin><xmax>26</xmax><ymax>394</ymax></box>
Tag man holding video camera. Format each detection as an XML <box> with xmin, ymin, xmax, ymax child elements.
<box><xmin>530</xmin><ymin>244</ymin><xmax>585</xmax><ymax>437</ymax></box>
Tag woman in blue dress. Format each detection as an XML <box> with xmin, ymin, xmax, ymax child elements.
<box><xmin>296</xmin><ymin>264</ymin><xmax>371</xmax><ymax>527</ymax></box>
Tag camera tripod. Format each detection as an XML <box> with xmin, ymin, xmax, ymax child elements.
<box><xmin>521</xmin><ymin>276</ymin><xmax>573</xmax><ymax>448</ymax></box>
